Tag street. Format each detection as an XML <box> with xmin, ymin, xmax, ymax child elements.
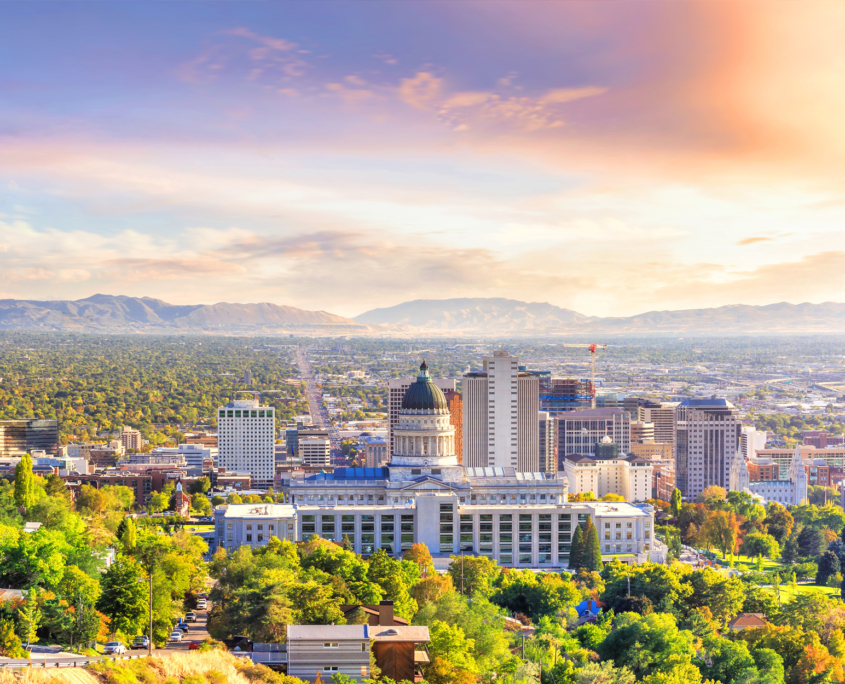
<box><xmin>296</xmin><ymin>346</ymin><xmax>342</xmax><ymax>457</ymax></box>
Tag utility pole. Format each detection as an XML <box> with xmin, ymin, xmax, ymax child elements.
<box><xmin>460</xmin><ymin>551</ymin><xmax>465</xmax><ymax>596</ymax></box>
<box><xmin>148</xmin><ymin>572</ymin><xmax>153</xmax><ymax>655</ymax></box>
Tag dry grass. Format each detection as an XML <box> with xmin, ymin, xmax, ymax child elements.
<box><xmin>0</xmin><ymin>668</ymin><xmax>100</xmax><ymax>684</ymax></box>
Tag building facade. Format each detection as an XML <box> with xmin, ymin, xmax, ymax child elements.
<box><xmin>557</xmin><ymin>408</ymin><xmax>632</xmax><ymax>460</ymax></box>
<box><xmin>0</xmin><ymin>419</ymin><xmax>59</xmax><ymax>457</ymax></box>
<box><xmin>217</xmin><ymin>399</ymin><xmax>276</xmax><ymax>487</ymax></box>
<box><xmin>463</xmin><ymin>351</ymin><xmax>539</xmax><ymax>471</ymax></box>
<box><xmin>538</xmin><ymin>412</ymin><xmax>557</xmax><ymax>474</ymax></box>
<box><xmin>299</xmin><ymin>437</ymin><xmax>331</xmax><ymax>468</ymax></box>
<box><xmin>730</xmin><ymin>447</ymin><xmax>808</xmax><ymax>506</ymax></box>
<box><xmin>674</xmin><ymin>398</ymin><xmax>740</xmax><ymax>501</ymax></box>
<box><xmin>563</xmin><ymin>450</ymin><xmax>653</xmax><ymax>502</ymax></box>
<box><xmin>120</xmin><ymin>427</ymin><xmax>144</xmax><ymax>451</ymax></box>
<box><xmin>388</xmin><ymin>376</ymin><xmax>455</xmax><ymax>457</ymax></box>
<box><xmin>443</xmin><ymin>390</ymin><xmax>463</xmax><ymax>465</ymax></box>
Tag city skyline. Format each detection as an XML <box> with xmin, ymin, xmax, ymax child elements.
<box><xmin>2</xmin><ymin>2</ymin><xmax>845</xmax><ymax>317</ymax></box>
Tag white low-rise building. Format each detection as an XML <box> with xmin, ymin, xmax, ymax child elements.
<box><xmin>563</xmin><ymin>451</ymin><xmax>653</xmax><ymax>503</ymax></box>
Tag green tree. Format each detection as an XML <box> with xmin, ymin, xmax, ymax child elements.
<box><xmin>575</xmin><ymin>661</ymin><xmax>635</xmax><ymax>684</ymax></box>
<box><xmin>669</xmin><ymin>488</ymin><xmax>682</xmax><ymax>519</ymax></box>
<box><xmin>191</xmin><ymin>493</ymin><xmax>212</xmax><ymax>516</ymax></box>
<box><xmin>119</xmin><ymin>517</ymin><xmax>137</xmax><ymax>553</ymax></box>
<box><xmin>569</xmin><ymin>524</ymin><xmax>585</xmax><ymax>570</ymax></box>
<box><xmin>0</xmin><ymin>620</ymin><xmax>25</xmax><ymax>658</ymax></box>
<box><xmin>447</xmin><ymin>555</ymin><xmax>498</xmax><ymax>597</ymax></box>
<box><xmin>429</xmin><ymin>620</ymin><xmax>478</xmax><ymax>673</ymax></box>
<box><xmin>597</xmin><ymin>612</ymin><xmax>696</xmax><ymax>678</ymax></box>
<box><xmin>740</xmin><ymin>532</ymin><xmax>780</xmax><ymax>559</ymax></box>
<box><xmin>97</xmin><ymin>555</ymin><xmax>148</xmax><ymax>637</ymax></box>
<box><xmin>368</xmin><ymin>550</ymin><xmax>418</xmax><ymax>618</ymax></box>
<box><xmin>764</xmin><ymin>502</ymin><xmax>794</xmax><ymax>543</ymax></box>
<box><xmin>582</xmin><ymin>517</ymin><xmax>604</xmax><ymax>572</ymax></box>
<box><xmin>147</xmin><ymin>491</ymin><xmax>170</xmax><ymax>514</ymax></box>
<box><xmin>817</xmin><ymin>550</ymin><xmax>841</xmax><ymax>586</ymax></box>
<box><xmin>44</xmin><ymin>473</ymin><xmax>69</xmax><ymax>501</ymax></box>
<box><xmin>188</xmin><ymin>477</ymin><xmax>211</xmax><ymax>495</ymax></box>
<box><xmin>683</xmin><ymin>568</ymin><xmax>745</xmax><ymax>626</ymax></box>
<box><xmin>13</xmin><ymin>454</ymin><xmax>36</xmax><ymax>510</ymax></box>
<box><xmin>797</xmin><ymin>526</ymin><xmax>826</xmax><ymax>557</ymax></box>
<box><xmin>17</xmin><ymin>586</ymin><xmax>41</xmax><ymax>648</ymax></box>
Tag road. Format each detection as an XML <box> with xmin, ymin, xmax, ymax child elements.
<box><xmin>0</xmin><ymin>605</ymin><xmax>213</xmax><ymax>669</ymax></box>
<box><xmin>296</xmin><ymin>347</ymin><xmax>342</xmax><ymax>457</ymax></box>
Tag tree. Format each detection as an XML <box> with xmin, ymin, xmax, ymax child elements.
<box><xmin>147</xmin><ymin>491</ymin><xmax>170</xmax><ymax>514</ymax></box>
<box><xmin>569</xmin><ymin>524</ymin><xmax>585</xmax><ymax>570</ymax></box>
<box><xmin>575</xmin><ymin>661</ymin><xmax>636</xmax><ymax>684</ymax></box>
<box><xmin>740</xmin><ymin>532</ymin><xmax>780</xmax><ymax>559</ymax></box>
<box><xmin>97</xmin><ymin>556</ymin><xmax>148</xmax><ymax>637</ymax></box>
<box><xmin>44</xmin><ymin>473</ymin><xmax>69</xmax><ymax>501</ymax></box>
<box><xmin>447</xmin><ymin>555</ymin><xmax>498</xmax><ymax>597</ymax></box>
<box><xmin>188</xmin><ymin>477</ymin><xmax>211</xmax><ymax>495</ymax></box>
<box><xmin>683</xmin><ymin>569</ymin><xmax>745</xmax><ymax>626</ymax></box>
<box><xmin>412</xmin><ymin>574</ymin><xmax>454</xmax><ymax>606</ymax></box>
<box><xmin>0</xmin><ymin>620</ymin><xmax>25</xmax><ymax>658</ymax></box>
<box><xmin>797</xmin><ymin>526</ymin><xmax>827</xmax><ymax>558</ymax></box>
<box><xmin>582</xmin><ymin>517</ymin><xmax>604</xmax><ymax>572</ymax></box>
<box><xmin>227</xmin><ymin>493</ymin><xmax>243</xmax><ymax>504</ymax></box>
<box><xmin>191</xmin><ymin>493</ymin><xmax>212</xmax><ymax>516</ymax></box>
<box><xmin>670</xmin><ymin>488</ymin><xmax>682</xmax><ymax>519</ymax></box>
<box><xmin>368</xmin><ymin>550</ymin><xmax>418</xmax><ymax>618</ymax></box>
<box><xmin>765</xmin><ymin>502</ymin><xmax>794</xmax><ymax>543</ymax></box>
<box><xmin>704</xmin><ymin>511</ymin><xmax>740</xmax><ymax>558</ymax></box>
<box><xmin>404</xmin><ymin>543</ymin><xmax>435</xmax><ymax>577</ymax></box>
<box><xmin>697</xmin><ymin>485</ymin><xmax>727</xmax><ymax>509</ymax></box>
<box><xmin>782</xmin><ymin>534</ymin><xmax>800</xmax><ymax>563</ymax></box>
<box><xmin>429</xmin><ymin>620</ymin><xmax>477</xmax><ymax>673</ymax></box>
<box><xmin>817</xmin><ymin>550</ymin><xmax>841</xmax><ymax>586</ymax></box>
<box><xmin>341</xmin><ymin>534</ymin><xmax>353</xmax><ymax>551</ymax></box>
<box><xmin>17</xmin><ymin>586</ymin><xmax>41</xmax><ymax>648</ymax></box>
<box><xmin>597</xmin><ymin>612</ymin><xmax>696</xmax><ymax>678</ymax></box>
<box><xmin>119</xmin><ymin>517</ymin><xmax>137</xmax><ymax>553</ymax></box>
<box><xmin>13</xmin><ymin>454</ymin><xmax>36</xmax><ymax>510</ymax></box>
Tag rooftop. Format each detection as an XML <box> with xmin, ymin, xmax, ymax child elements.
<box><xmin>288</xmin><ymin>625</ymin><xmax>367</xmax><ymax>640</ymax></box>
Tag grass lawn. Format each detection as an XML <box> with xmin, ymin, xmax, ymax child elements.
<box><xmin>731</xmin><ymin>554</ymin><xmax>784</xmax><ymax>572</ymax></box>
<box><xmin>183</xmin><ymin>525</ymin><xmax>214</xmax><ymax>532</ymax></box>
<box><xmin>761</xmin><ymin>583</ymin><xmax>840</xmax><ymax>601</ymax></box>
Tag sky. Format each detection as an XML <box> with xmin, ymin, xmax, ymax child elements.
<box><xmin>2</xmin><ymin>1</ymin><xmax>845</xmax><ymax>319</ymax></box>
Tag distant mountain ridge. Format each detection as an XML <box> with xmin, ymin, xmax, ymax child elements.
<box><xmin>0</xmin><ymin>295</ymin><xmax>368</xmax><ymax>333</ymax></box>
<box><xmin>356</xmin><ymin>298</ymin><xmax>845</xmax><ymax>334</ymax></box>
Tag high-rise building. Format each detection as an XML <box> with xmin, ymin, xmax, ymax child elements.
<box><xmin>740</xmin><ymin>426</ymin><xmax>767</xmax><ymax>460</ymax></box>
<box><xmin>557</xmin><ymin>408</ymin><xmax>632</xmax><ymax>460</ymax></box>
<box><xmin>244</xmin><ymin>370</ymin><xmax>253</xmax><ymax>386</ymax></box>
<box><xmin>443</xmin><ymin>390</ymin><xmax>463</xmax><ymax>464</ymax></box>
<box><xmin>638</xmin><ymin>402</ymin><xmax>678</xmax><ymax>450</ymax></box>
<box><xmin>675</xmin><ymin>398</ymin><xmax>741</xmax><ymax>501</ymax></box>
<box><xmin>0</xmin><ymin>419</ymin><xmax>59</xmax><ymax>457</ymax></box>
<box><xmin>217</xmin><ymin>399</ymin><xmax>276</xmax><ymax>487</ymax></box>
<box><xmin>120</xmin><ymin>427</ymin><xmax>143</xmax><ymax>452</ymax></box>
<box><xmin>388</xmin><ymin>375</ymin><xmax>455</xmax><ymax>457</ymax></box>
<box><xmin>299</xmin><ymin>437</ymin><xmax>331</xmax><ymax>467</ymax></box>
<box><xmin>630</xmin><ymin>422</ymin><xmax>655</xmax><ymax>443</ymax></box>
<box><xmin>463</xmin><ymin>351</ymin><xmax>539</xmax><ymax>471</ymax></box>
<box><xmin>538</xmin><ymin>412</ymin><xmax>557</xmax><ymax>473</ymax></box>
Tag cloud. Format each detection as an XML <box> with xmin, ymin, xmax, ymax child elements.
<box><xmin>540</xmin><ymin>87</ymin><xmax>607</xmax><ymax>104</ymax></box>
<box><xmin>398</xmin><ymin>72</ymin><xmax>443</xmax><ymax>109</ymax></box>
<box><xmin>737</xmin><ymin>236</ymin><xmax>773</xmax><ymax>246</ymax></box>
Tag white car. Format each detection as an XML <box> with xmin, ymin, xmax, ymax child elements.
<box><xmin>168</xmin><ymin>631</ymin><xmax>183</xmax><ymax>643</ymax></box>
<box><xmin>103</xmin><ymin>642</ymin><xmax>126</xmax><ymax>655</ymax></box>
<box><xmin>197</xmin><ymin>601</ymin><xmax>207</xmax><ymax>610</ymax></box>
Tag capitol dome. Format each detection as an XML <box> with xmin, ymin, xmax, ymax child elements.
<box><xmin>401</xmin><ymin>360</ymin><xmax>447</xmax><ymax>412</ymax></box>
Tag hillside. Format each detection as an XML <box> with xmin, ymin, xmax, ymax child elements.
<box><xmin>355</xmin><ymin>297</ymin><xmax>595</xmax><ymax>332</ymax></box>
<box><xmin>0</xmin><ymin>295</ymin><xmax>368</xmax><ymax>334</ymax></box>
<box><xmin>356</xmin><ymin>298</ymin><xmax>845</xmax><ymax>335</ymax></box>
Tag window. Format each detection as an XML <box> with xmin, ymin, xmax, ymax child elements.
<box><xmin>323</xmin><ymin>643</ymin><xmax>339</xmax><ymax>649</ymax></box>
<box><xmin>323</xmin><ymin>667</ymin><xmax>339</xmax><ymax>672</ymax></box>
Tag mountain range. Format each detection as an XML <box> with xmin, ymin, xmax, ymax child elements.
<box><xmin>355</xmin><ymin>298</ymin><xmax>845</xmax><ymax>335</ymax></box>
<box><xmin>0</xmin><ymin>295</ymin><xmax>368</xmax><ymax>333</ymax></box>
<box><xmin>1</xmin><ymin>295</ymin><xmax>844</xmax><ymax>335</ymax></box>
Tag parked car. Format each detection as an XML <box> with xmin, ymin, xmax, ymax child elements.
<box><xmin>176</xmin><ymin>622</ymin><xmax>190</xmax><ymax>632</ymax></box>
<box><xmin>197</xmin><ymin>601</ymin><xmax>207</xmax><ymax>610</ymax></box>
<box><xmin>185</xmin><ymin>612</ymin><xmax>197</xmax><ymax>623</ymax></box>
<box><xmin>189</xmin><ymin>641</ymin><xmax>201</xmax><ymax>650</ymax></box>
<box><xmin>169</xmin><ymin>631</ymin><xmax>183</xmax><ymax>643</ymax></box>
<box><xmin>103</xmin><ymin>642</ymin><xmax>127</xmax><ymax>655</ymax></box>
<box><xmin>131</xmin><ymin>636</ymin><xmax>150</xmax><ymax>650</ymax></box>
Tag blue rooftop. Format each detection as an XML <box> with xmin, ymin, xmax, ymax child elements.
<box><xmin>307</xmin><ymin>467</ymin><xmax>389</xmax><ymax>481</ymax></box>
<box><xmin>678</xmin><ymin>398</ymin><xmax>735</xmax><ymax>408</ymax></box>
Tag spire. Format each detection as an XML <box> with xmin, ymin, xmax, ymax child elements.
<box><xmin>417</xmin><ymin>359</ymin><xmax>431</xmax><ymax>382</ymax></box>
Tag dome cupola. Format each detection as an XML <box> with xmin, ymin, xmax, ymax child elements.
<box><xmin>401</xmin><ymin>360</ymin><xmax>447</xmax><ymax>411</ymax></box>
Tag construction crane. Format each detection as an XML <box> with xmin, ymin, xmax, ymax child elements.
<box><xmin>561</xmin><ymin>343</ymin><xmax>608</xmax><ymax>409</ymax></box>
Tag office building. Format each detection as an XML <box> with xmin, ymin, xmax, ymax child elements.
<box><xmin>150</xmin><ymin>444</ymin><xmax>216</xmax><ymax>469</ymax></box>
<box><xmin>299</xmin><ymin>437</ymin><xmax>331</xmax><ymax>468</ymax></box>
<box><xmin>630</xmin><ymin>422</ymin><xmax>655</xmax><ymax>443</ymax></box>
<box><xmin>674</xmin><ymin>398</ymin><xmax>741</xmax><ymax>501</ymax></box>
<box><xmin>740</xmin><ymin>426</ymin><xmax>767</xmax><ymax>460</ymax></box>
<box><xmin>538</xmin><ymin>412</ymin><xmax>557</xmax><ymax>474</ymax></box>
<box><xmin>387</xmin><ymin>374</ymin><xmax>455</xmax><ymax>456</ymax></box>
<box><xmin>802</xmin><ymin>431</ymin><xmax>845</xmax><ymax>448</ymax></box>
<box><xmin>649</xmin><ymin>455</ymin><xmax>676</xmax><ymax>501</ymax></box>
<box><xmin>637</xmin><ymin>402</ymin><xmax>678</xmax><ymax>452</ymax></box>
<box><xmin>463</xmin><ymin>351</ymin><xmax>539</xmax><ymax>471</ymax></box>
<box><xmin>361</xmin><ymin>437</ymin><xmax>389</xmax><ymax>468</ymax></box>
<box><xmin>271</xmin><ymin>361</ymin><xmax>663</xmax><ymax>567</ymax></box>
<box><xmin>563</xmin><ymin>445</ymin><xmax>653</xmax><ymax>502</ymax></box>
<box><xmin>120</xmin><ymin>427</ymin><xmax>143</xmax><ymax>452</ymax></box>
<box><xmin>443</xmin><ymin>390</ymin><xmax>463</xmax><ymax>464</ymax></box>
<box><xmin>0</xmin><ymin>419</ymin><xmax>59</xmax><ymax>457</ymax></box>
<box><xmin>557</xmin><ymin>408</ymin><xmax>632</xmax><ymax>460</ymax></box>
<box><xmin>217</xmin><ymin>399</ymin><xmax>276</xmax><ymax>487</ymax></box>
<box><xmin>630</xmin><ymin>440</ymin><xmax>673</xmax><ymax>460</ymax></box>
